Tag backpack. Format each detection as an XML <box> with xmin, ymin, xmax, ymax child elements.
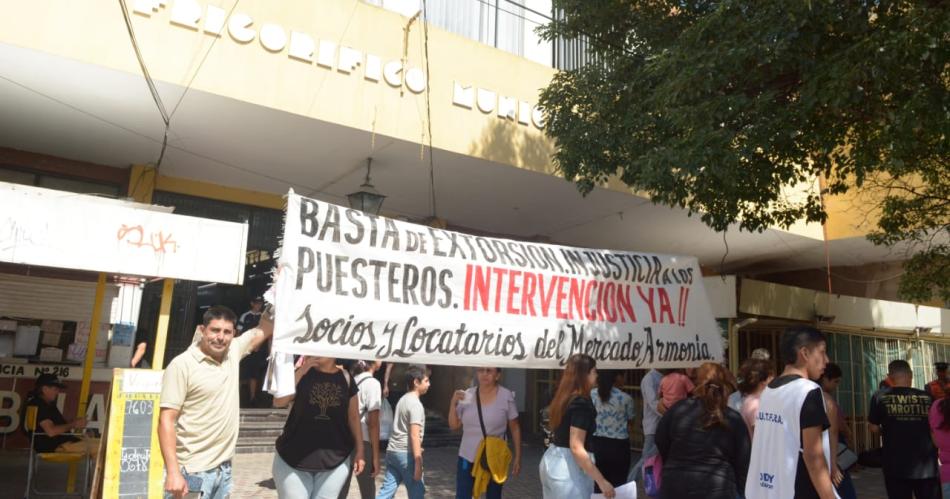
<box><xmin>643</xmin><ymin>453</ymin><xmax>663</xmax><ymax>497</ymax></box>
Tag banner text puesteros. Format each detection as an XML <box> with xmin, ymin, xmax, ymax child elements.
<box><xmin>272</xmin><ymin>191</ymin><xmax>722</xmax><ymax>368</ymax></box>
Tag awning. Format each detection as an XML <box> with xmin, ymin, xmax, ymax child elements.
<box><xmin>0</xmin><ymin>181</ymin><xmax>248</xmax><ymax>284</ymax></box>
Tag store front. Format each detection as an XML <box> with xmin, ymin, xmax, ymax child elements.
<box><xmin>736</xmin><ymin>278</ymin><xmax>950</xmax><ymax>452</ymax></box>
<box><xmin>1</xmin><ymin>0</ymin><xmax>928</xmax><ymax>448</ymax></box>
<box><xmin>0</xmin><ymin>180</ymin><xmax>248</xmax><ymax>448</ymax></box>
<box><xmin>524</xmin><ymin>276</ymin><xmax>737</xmax><ymax>442</ymax></box>
<box><xmin>136</xmin><ymin>190</ymin><xmax>282</xmax><ymax>367</ymax></box>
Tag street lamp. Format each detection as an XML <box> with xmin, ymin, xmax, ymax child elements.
<box><xmin>347</xmin><ymin>157</ymin><xmax>386</xmax><ymax>215</ymax></box>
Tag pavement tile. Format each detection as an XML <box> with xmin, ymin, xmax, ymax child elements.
<box><xmin>0</xmin><ymin>444</ymin><xmax>890</xmax><ymax>498</ymax></box>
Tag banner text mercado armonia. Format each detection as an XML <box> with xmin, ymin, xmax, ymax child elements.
<box><xmin>273</xmin><ymin>191</ymin><xmax>722</xmax><ymax>368</ymax></box>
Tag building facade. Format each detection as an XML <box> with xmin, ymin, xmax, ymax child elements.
<box><xmin>0</xmin><ymin>0</ymin><xmax>946</xmax><ymax>449</ymax></box>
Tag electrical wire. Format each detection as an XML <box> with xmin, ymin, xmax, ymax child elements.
<box><xmin>0</xmin><ymin>71</ymin><xmax>428</xmax><ymax>219</ymax></box>
<box><xmin>0</xmin><ymin>74</ymin><xmax>160</xmax><ymax>143</ymax></box>
<box><xmin>306</xmin><ymin>0</ymin><xmax>361</xmax><ymax>116</ymax></box>
<box><xmin>169</xmin><ymin>0</ymin><xmax>242</xmax><ymax>119</ymax></box>
<box><xmin>720</xmin><ymin>230</ymin><xmax>730</xmax><ymax>275</ymax></box>
<box><xmin>502</xmin><ymin>0</ymin><xmax>551</xmax><ymax>23</ymax></box>
<box><xmin>118</xmin><ymin>0</ymin><xmax>170</xmax><ymax>199</ymax></box>
<box><xmin>468</xmin><ymin>0</ymin><xmax>545</xmax><ymax>28</ymax></box>
<box><xmin>830</xmin><ymin>271</ymin><xmax>907</xmax><ymax>284</ymax></box>
<box><xmin>421</xmin><ymin>0</ymin><xmax>438</xmax><ymax>219</ymax></box>
<box><xmin>118</xmin><ymin>0</ymin><xmax>169</xmax><ymax>132</ymax></box>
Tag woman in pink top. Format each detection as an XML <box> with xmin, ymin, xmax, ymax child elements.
<box><xmin>928</xmin><ymin>393</ymin><xmax>950</xmax><ymax>498</ymax></box>
<box><xmin>737</xmin><ymin>359</ymin><xmax>774</xmax><ymax>435</ymax></box>
<box><xmin>657</xmin><ymin>369</ymin><xmax>695</xmax><ymax>414</ymax></box>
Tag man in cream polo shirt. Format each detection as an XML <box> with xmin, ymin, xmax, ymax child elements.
<box><xmin>159</xmin><ymin>305</ymin><xmax>274</xmax><ymax>498</ymax></box>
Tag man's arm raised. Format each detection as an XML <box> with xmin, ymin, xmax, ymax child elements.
<box><xmin>242</xmin><ymin>305</ymin><xmax>275</xmax><ymax>355</ymax></box>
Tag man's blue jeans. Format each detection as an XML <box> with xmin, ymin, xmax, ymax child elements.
<box><xmin>376</xmin><ymin>451</ymin><xmax>424</xmax><ymax>499</ymax></box>
<box><xmin>456</xmin><ymin>457</ymin><xmax>503</xmax><ymax>499</ymax></box>
<box><xmin>164</xmin><ymin>460</ymin><xmax>232</xmax><ymax>499</ymax></box>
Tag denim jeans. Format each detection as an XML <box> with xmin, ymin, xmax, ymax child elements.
<box><xmin>376</xmin><ymin>450</ymin><xmax>424</xmax><ymax>499</ymax></box>
<box><xmin>835</xmin><ymin>469</ymin><xmax>857</xmax><ymax>499</ymax></box>
<box><xmin>629</xmin><ymin>434</ymin><xmax>657</xmax><ymax>483</ymax></box>
<box><xmin>539</xmin><ymin>446</ymin><xmax>594</xmax><ymax>499</ymax></box>
<box><xmin>272</xmin><ymin>452</ymin><xmax>352</xmax><ymax>499</ymax></box>
<box><xmin>164</xmin><ymin>460</ymin><xmax>232</xmax><ymax>499</ymax></box>
<box><xmin>455</xmin><ymin>457</ymin><xmax>503</xmax><ymax>499</ymax></box>
<box><xmin>942</xmin><ymin>481</ymin><xmax>950</xmax><ymax>499</ymax></box>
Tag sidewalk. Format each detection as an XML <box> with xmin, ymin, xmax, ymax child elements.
<box><xmin>233</xmin><ymin>445</ymin><xmax>545</xmax><ymax>498</ymax></box>
<box><xmin>232</xmin><ymin>444</ymin><xmax>891</xmax><ymax>499</ymax></box>
<box><xmin>0</xmin><ymin>445</ymin><xmax>890</xmax><ymax>498</ymax></box>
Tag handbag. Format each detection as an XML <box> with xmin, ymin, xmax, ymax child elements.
<box><xmin>837</xmin><ymin>443</ymin><xmax>859</xmax><ymax>471</ymax></box>
<box><xmin>475</xmin><ymin>388</ymin><xmax>512</xmax><ymax>477</ymax></box>
<box><xmin>475</xmin><ymin>387</ymin><xmax>493</xmax><ymax>471</ymax></box>
<box><xmin>642</xmin><ymin>453</ymin><xmax>663</xmax><ymax>497</ymax></box>
<box><xmin>471</xmin><ymin>387</ymin><xmax>512</xmax><ymax>498</ymax></box>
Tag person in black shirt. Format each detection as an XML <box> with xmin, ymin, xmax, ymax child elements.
<box><xmin>868</xmin><ymin>359</ymin><xmax>940</xmax><ymax>499</ymax></box>
<box><xmin>25</xmin><ymin>373</ymin><xmax>98</xmax><ymax>455</ymax></box>
<box><xmin>238</xmin><ymin>296</ymin><xmax>267</xmax><ymax>407</ymax></box>
<box><xmin>272</xmin><ymin>356</ymin><xmax>365</xmax><ymax>498</ymax></box>
<box><xmin>656</xmin><ymin>362</ymin><xmax>751</xmax><ymax>499</ymax></box>
<box><xmin>539</xmin><ymin>353</ymin><xmax>615</xmax><ymax>498</ymax></box>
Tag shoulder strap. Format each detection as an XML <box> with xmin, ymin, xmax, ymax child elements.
<box><xmin>340</xmin><ymin>367</ymin><xmax>352</xmax><ymax>389</ymax></box>
<box><xmin>356</xmin><ymin>376</ymin><xmax>372</xmax><ymax>418</ymax></box>
<box><xmin>476</xmin><ymin>387</ymin><xmax>488</xmax><ymax>439</ymax></box>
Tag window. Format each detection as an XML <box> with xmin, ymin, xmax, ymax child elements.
<box><xmin>0</xmin><ymin>166</ymin><xmax>121</xmax><ymax>197</ymax></box>
<box><xmin>363</xmin><ymin>0</ymin><xmax>558</xmax><ymax>66</ymax></box>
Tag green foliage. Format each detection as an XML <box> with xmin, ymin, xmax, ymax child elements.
<box><xmin>538</xmin><ymin>0</ymin><xmax>948</xmax><ymax>302</ymax></box>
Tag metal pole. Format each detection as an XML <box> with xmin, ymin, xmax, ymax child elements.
<box><xmin>70</xmin><ymin>272</ymin><xmax>107</xmax><ymax>492</ymax></box>
<box><xmin>77</xmin><ymin>273</ymin><xmax>107</xmax><ymax>417</ymax></box>
<box><xmin>494</xmin><ymin>0</ymin><xmax>500</xmax><ymax>48</ymax></box>
<box><xmin>151</xmin><ymin>279</ymin><xmax>175</xmax><ymax>368</ymax></box>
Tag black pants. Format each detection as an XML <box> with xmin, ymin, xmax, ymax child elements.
<box><xmin>592</xmin><ymin>435</ymin><xmax>631</xmax><ymax>490</ymax></box>
<box><xmin>883</xmin><ymin>474</ymin><xmax>940</xmax><ymax>499</ymax></box>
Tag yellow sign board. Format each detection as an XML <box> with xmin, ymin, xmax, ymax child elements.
<box><xmin>102</xmin><ymin>369</ymin><xmax>165</xmax><ymax>498</ymax></box>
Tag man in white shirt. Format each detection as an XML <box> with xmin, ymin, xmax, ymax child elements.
<box><xmin>339</xmin><ymin>360</ymin><xmax>383</xmax><ymax>499</ymax></box>
<box><xmin>745</xmin><ymin>327</ymin><xmax>834</xmax><ymax>499</ymax></box>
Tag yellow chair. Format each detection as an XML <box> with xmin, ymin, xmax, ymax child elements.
<box><xmin>23</xmin><ymin>404</ymin><xmax>91</xmax><ymax>499</ymax></box>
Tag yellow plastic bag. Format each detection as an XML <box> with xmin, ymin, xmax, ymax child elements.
<box><xmin>471</xmin><ymin>436</ymin><xmax>512</xmax><ymax>497</ymax></box>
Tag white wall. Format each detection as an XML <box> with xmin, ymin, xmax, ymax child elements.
<box><xmin>504</xmin><ymin>368</ymin><xmax>528</xmax><ymax>412</ymax></box>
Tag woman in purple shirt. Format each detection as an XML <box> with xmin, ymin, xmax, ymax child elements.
<box><xmin>929</xmin><ymin>393</ymin><xmax>950</xmax><ymax>498</ymax></box>
<box><xmin>448</xmin><ymin>367</ymin><xmax>522</xmax><ymax>499</ymax></box>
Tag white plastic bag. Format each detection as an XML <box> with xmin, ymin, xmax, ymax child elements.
<box><xmin>379</xmin><ymin>397</ymin><xmax>394</xmax><ymax>441</ymax></box>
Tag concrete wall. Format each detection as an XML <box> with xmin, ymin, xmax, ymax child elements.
<box><xmin>754</xmin><ymin>261</ymin><xmax>907</xmax><ymax>304</ymax></box>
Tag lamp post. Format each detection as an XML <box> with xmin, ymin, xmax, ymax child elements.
<box><xmin>347</xmin><ymin>157</ymin><xmax>386</xmax><ymax>215</ymax></box>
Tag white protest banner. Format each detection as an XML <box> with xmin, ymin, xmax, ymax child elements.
<box><xmin>0</xmin><ymin>182</ymin><xmax>248</xmax><ymax>284</ymax></box>
<box><xmin>272</xmin><ymin>191</ymin><xmax>722</xmax><ymax>368</ymax></box>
